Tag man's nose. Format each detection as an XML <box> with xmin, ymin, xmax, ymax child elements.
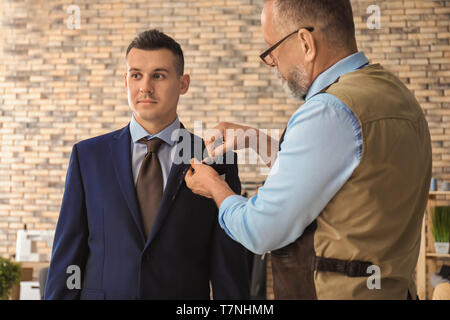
<box><xmin>141</xmin><ymin>76</ymin><xmax>155</xmax><ymax>93</ymax></box>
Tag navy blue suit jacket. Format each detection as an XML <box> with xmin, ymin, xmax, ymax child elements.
<box><xmin>44</xmin><ymin>124</ymin><xmax>250</xmax><ymax>300</ymax></box>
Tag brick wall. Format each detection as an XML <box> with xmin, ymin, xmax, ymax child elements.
<box><xmin>0</xmin><ymin>0</ymin><xmax>449</xmax><ymax>278</ymax></box>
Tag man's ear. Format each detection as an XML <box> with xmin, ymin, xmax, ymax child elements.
<box><xmin>297</xmin><ymin>29</ymin><xmax>316</xmax><ymax>63</ymax></box>
<box><xmin>180</xmin><ymin>74</ymin><xmax>190</xmax><ymax>95</ymax></box>
<box><xmin>124</xmin><ymin>72</ymin><xmax>128</xmax><ymax>89</ymax></box>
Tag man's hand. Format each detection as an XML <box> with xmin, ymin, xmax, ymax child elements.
<box><xmin>185</xmin><ymin>158</ymin><xmax>236</xmax><ymax>208</ymax></box>
<box><xmin>204</xmin><ymin>122</ymin><xmax>278</xmax><ymax>167</ymax></box>
<box><xmin>204</xmin><ymin>122</ymin><xmax>255</xmax><ymax>159</ymax></box>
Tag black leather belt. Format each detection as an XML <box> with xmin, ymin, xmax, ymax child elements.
<box><xmin>314</xmin><ymin>256</ymin><xmax>374</xmax><ymax>277</ymax></box>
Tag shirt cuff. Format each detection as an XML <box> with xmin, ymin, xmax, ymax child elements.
<box><xmin>218</xmin><ymin>194</ymin><xmax>248</xmax><ymax>241</ymax></box>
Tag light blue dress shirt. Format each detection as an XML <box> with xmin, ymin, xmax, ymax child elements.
<box><xmin>129</xmin><ymin>115</ymin><xmax>180</xmax><ymax>189</ymax></box>
<box><xmin>218</xmin><ymin>52</ymin><xmax>369</xmax><ymax>254</ymax></box>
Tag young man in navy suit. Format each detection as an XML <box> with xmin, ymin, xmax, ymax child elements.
<box><xmin>44</xmin><ymin>29</ymin><xmax>250</xmax><ymax>300</ymax></box>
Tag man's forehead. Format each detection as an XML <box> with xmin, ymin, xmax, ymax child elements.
<box><xmin>126</xmin><ymin>48</ymin><xmax>175</xmax><ymax>71</ymax></box>
<box><xmin>261</xmin><ymin>0</ymin><xmax>280</xmax><ymax>44</ymax></box>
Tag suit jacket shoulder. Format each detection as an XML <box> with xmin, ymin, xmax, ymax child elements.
<box><xmin>76</xmin><ymin>125</ymin><xmax>128</xmax><ymax>151</ymax></box>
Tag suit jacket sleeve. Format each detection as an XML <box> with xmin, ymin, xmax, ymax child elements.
<box><xmin>44</xmin><ymin>144</ymin><xmax>89</xmax><ymax>300</ymax></box>
<box><xmin>209</xmin><ymin>152</ymin><xmax>251</xmax><ymax>299</ymax></box>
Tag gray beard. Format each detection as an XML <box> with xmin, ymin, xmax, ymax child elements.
<box><xmin>272</xmin><ymin>64</ymin><xmax>309</xmax><ymax>101</ymax></box>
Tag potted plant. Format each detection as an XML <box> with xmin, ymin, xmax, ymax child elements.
<box><xmin>431</xmin><ymin>206</ymin><xmax>450</xmax><ymax>254</ymax></box>
<box><xmin>0</xmin><ymin>257</ymin><xmax>21</xmax><ymax>300</ymax></box>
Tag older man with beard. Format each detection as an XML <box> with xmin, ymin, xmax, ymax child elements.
<box><xmin>185</xmin><ymin>0</ymin><xmax>431</xmax><ymax>300</ymax></box>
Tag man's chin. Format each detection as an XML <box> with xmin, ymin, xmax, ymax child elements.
<box><xmin>133</xmin><ymin>110</ymin><xmax>160</xmax><ymax>123</ymax></box>
<box><xmin>280</xmin><ymin>79</ymin><xmax>304</xmax><ymax>101</ymax></box>
<box><xmin>134</xmin><ymin>110</ymin><xmax>177</xmax><ymax>125</ymax></box>
<box><xmin>273</xmin><ymin>69</ymin><xmax>306</xmax><ymax>101</ymax></box>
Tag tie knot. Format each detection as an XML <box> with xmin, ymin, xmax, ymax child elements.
<box><xmin>139</xmin><ymin>137</ymin><xmax>164</xmax><ymax>154</ymax></box>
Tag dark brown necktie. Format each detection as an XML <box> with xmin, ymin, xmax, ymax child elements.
<box><xmin>136</xmin><ymin>137</ymin><xmax>164</xmax><ymax>238</ymax></box>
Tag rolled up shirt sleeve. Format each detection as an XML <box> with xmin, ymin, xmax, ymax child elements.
<box><xmin>218</xmin><ymin>94</ymin><xmax>362</xmax><ymax>255</ymax></box>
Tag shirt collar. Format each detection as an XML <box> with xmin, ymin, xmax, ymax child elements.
<box><xmin>305</xmin><ymin>51</ymin><xmax>369</xmax><ymax>101</ymax></box>
<box><xmin>130</xmin><ymin>114</ymin><xmax>180</xmax><ymax>146</ymax></box>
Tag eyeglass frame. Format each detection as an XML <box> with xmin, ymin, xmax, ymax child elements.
<box><xmin>260</xmin><ymin>27</ymin><xmax>314</xmax><ymax>66</ymax></box>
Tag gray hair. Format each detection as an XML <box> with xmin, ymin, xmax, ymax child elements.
<box><xmin>270</xmin><ymin>0</ymin><xmax>356</xmax><ymax>49</ymax></box>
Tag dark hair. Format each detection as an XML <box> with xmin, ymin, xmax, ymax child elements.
<box><xmin>126</xmin><ymin>29</ymin><xmax>184</xmax><ymax>76</ymax></box>
<box><xmin>272</xmin><ymin>0</ymin><xmax>356</xmax><ymax>49</ymax></box>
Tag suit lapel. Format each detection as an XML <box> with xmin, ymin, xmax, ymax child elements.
<box><xmin>111</xmin><ymin>125</ymin><xmax>146</xmax><ymax>245</ymax></box>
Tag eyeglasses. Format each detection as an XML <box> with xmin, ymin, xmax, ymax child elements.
<box><xmin>260</xmin><ymin>27</ymin><xmax>314</xmax><ymax>66</ymax></box>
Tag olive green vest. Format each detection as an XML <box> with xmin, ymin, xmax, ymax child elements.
<box><xmin>271</xmin><ymin>64</ymin><xmax>432</xmax><ymax>299</ymax></box>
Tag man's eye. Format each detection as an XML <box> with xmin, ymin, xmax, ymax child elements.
<box><xmin>131</xmin><ymin>73</ymin><xmax>141</xmax><ymax>79</ymax></box>
<box><xmin>153</xmin><ymin>73</ymin><xmax>165</xmax><ymax>79</ymax></box>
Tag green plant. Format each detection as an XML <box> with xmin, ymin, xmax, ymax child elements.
<box><xmin>432</xmin><ymin>206</ymin><xmax>450</xmax><ymax>243</ymax></box>
<box><xmin>0</xmin><ymin>257</ymin><xmax>21</xmax><ymax>300</ymax></box>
